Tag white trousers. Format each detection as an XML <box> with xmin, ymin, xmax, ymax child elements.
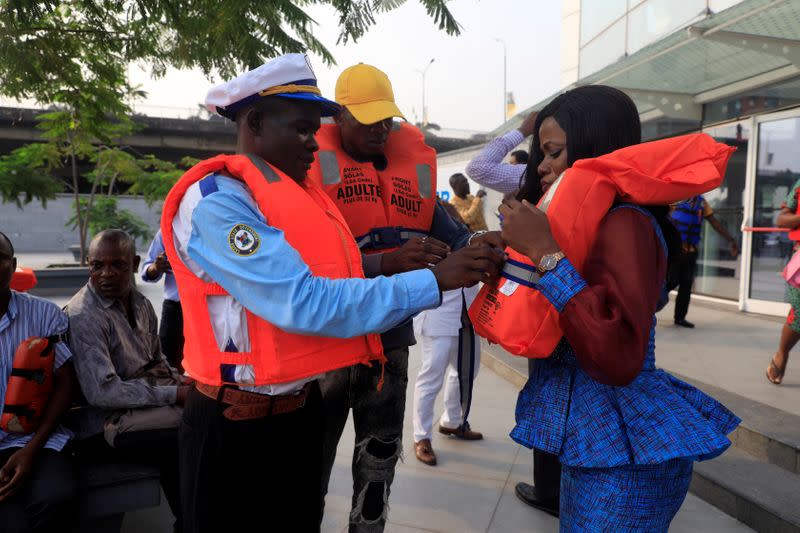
<box><xmin>412</xmin><ymin>334</ymin><xmax>480</xmax><ymax>442</ymax></box>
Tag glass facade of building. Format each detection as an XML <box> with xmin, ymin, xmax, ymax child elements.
<box><xmin>578</xmin><ymin>0</ymin><xmax>746</xmax><ymax>78</ymax></box>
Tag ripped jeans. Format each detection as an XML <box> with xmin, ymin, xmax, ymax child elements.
<box><xmin>319</xmin><ymin>345</ymin><xmax>408</xmax><ymax>533</ymax></box>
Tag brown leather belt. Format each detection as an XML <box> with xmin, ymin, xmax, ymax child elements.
<box><xmin>196</xmin><ymin>382</ymin><xmax>311</xmax><ymax>421</ymax></box>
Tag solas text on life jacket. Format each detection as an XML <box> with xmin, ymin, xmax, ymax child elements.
<box><xmin>308</xmin><ymin>122</ymin><xmax>437</xmax><ymax>253</ymax></box>
<box><xmin>161</xmin><ymin>154</ymin><xmax>384</xmax><ymax>387</ymax></box>
<box><xmin>469</xmin><ymin>133</ymin><xmax>735</xmax><ymax>358</ymax></box>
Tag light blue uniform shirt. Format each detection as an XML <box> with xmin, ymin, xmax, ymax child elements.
<box><xmin>181</xmin><ymin>174</ymin><xmax>442</xmax><ymax>341</ymax></box>
<box><xmin>140</xmin><ymin>230</ymin><xmax>179</xmax><ymax>302</ymax></box>
<box><xmin>0</xmin><ymin>292</ymin><xmax>74</xmax><ymax>451</ymax></box>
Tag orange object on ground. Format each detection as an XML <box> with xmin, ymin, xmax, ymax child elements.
<box><xmin>161</xmin><ymin>153</ymin><xmax>384</xmax><ymax>387</ymax></box>
<box><xmin>469</xmin><ymin>133</ymin><xmax>735</xmax><ymax>358</ymax></box>
<box><xmin>1</xmin><ymin>336</ymin><xmax>57</xmax><ymax>434</ymax></box>
<box><xmin>308</xmin><ymin>123</ymin><xmax>437</xmax><ymax>253</ymax></box>
<box><xmin>10</xmin><ymin>267</ymin><xmax>37</xmax><ymax>292</ymax></box>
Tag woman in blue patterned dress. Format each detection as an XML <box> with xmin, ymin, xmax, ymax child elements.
<box><xmin>498</xmin><ymin>86</ymin><xmax>739</xmax><ymax>531</ymax></box>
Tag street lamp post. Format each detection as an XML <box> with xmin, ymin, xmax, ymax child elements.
<box><xmin>416</xmin><ymin>58</ymin><xmax>435</xmax><ymax>126</ymax></box>
<box><xmin>494</xmin><ymin>38</ymin><xmax>507</xmax><ymax>123</ymax></box>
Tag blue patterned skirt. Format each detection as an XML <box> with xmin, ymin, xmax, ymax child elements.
<box><xmin>510</xmin><ymin>338</ymin><xmax>739</xmax><ymax>531</ymax></box>
<box><xmin>560</xmin><ymin>458</ymin><xmax>693</xmax><ymax>532</ymax></box>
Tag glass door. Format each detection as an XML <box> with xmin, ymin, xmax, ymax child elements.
<box><xmin>741</xmin><ymin>109</ymin><xmax>800</xmax><ymax>315</ymax></box>
<box><xmin>697</xmin><ymin>121</ymin><xmax>749</xmax><ymax>301</ymax></box>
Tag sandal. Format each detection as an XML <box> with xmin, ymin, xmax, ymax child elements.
<box><xmin>766</xmin><ymin>358</ymin><xmax>786</xmax><ymax>385</ymax></box>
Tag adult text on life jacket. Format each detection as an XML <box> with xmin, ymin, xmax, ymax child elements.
<box><xmin>309</xmin><ymin>122</ymin><xmax>437</xmax><ymax>253</ymax></box>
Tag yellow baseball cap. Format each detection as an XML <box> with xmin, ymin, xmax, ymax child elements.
<box><xmin>335</xmin><ymin>63</ymin><xmax>406</xmax><ymax>125</ymax></box>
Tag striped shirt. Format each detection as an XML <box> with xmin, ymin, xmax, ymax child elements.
<box><xmin>465</xmin><ymin>129</ymin><xmax>526</xmax><ymax>194</ymax></box>
<box><xmin>0</xmin><ymin>291</ymin><xmax>74</xmax><ymax>451</ymax></box>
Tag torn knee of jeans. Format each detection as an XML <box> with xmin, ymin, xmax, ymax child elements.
<box><xmin>355</xmin><ymin>436</ymin><xmax>403</xmax><ymax>463</ymax></box>
<box><xmin>351</xmin><ymin>481</ymin><xmax>388</xmax><ymax>524</ymax></box>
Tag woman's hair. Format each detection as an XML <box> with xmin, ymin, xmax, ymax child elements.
<box><xmin>516</xmin><ymin>84</ymin><xmax>680</xmax><ymax>265</ymax></box>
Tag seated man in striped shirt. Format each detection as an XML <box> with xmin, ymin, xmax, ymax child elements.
<box><xmin>0</xmin><ymin>231</ymin><xmax>77</xmax><ymax>532</ymax></box>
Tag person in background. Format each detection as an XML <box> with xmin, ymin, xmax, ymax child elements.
<box><xmin>509</xmin><ymin>150</ymin><xmax>529</xmax><ymax>165</ymax></box>
<box><xmin>465</xmin><ymin>111</ymin><xmax>538</xmax><ymax>193</ymax></box>
<box><xmin>66</xmin><ymin>230</ymin><xmax>187</xmax><ymax>531</ymax></box>
<box><xmin>0</xmin><ymin>232</ymin><xmax>77</xmax><ymax>533</ymax></box>
<box><xmin>766</xmin><ymin>178</ymin><xmax>800</xmax><ymax>384</ymax></box>
<box><xmin>412</xmin><ymin>201</ymin><xmax>482</xmax><ymax>467</ymax></box>
<box><xmin>140</xmin><ymin>229</ymin><xmax>184</xmax><ymax>372</ymax></box>
<box><xmin>449</xmin><ymin>173</ymin><xmax>488</xmax><ymax>232</ymax></box>
<box><xmin>667</xmin><ymin>195</ymin><xmax>739</xmax><ymax>328</ymax></box>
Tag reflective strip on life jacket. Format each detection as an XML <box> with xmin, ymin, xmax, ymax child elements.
<box><xmin>416</xmin><ymin>164</ymin><xmax>433</xmax><ymax>199</ymax></box>
<box><xmin>500</xmin><ymin>259</ymin><xmax>541</xmax><ymax>289</ymax></box>
<box><xmin>319</xmin><ymin>151</ymin><xmax>341</xmax><ymax>185</ymax></box>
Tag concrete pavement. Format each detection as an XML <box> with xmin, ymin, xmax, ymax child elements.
<box><xmin>33</xmin><ymin>270</ymin><xmax>759</xmax><ymax>532</ymax></box>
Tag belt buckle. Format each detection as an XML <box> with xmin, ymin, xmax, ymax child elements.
<box><xmin>371</xmin><ymin>227</ymin><xmax>400</xmax><ymax>248</ymax></box>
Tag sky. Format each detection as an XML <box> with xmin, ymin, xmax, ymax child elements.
<box><xmin>124</xmin><ymin>0</ymin><xmax>563</xmax><ymax>132</ymax></box>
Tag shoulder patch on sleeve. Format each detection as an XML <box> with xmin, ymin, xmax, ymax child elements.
<box><xmin>228</xmin><ymin>224</ymin><xmax>260</xmax><ymax>256</ymax></box>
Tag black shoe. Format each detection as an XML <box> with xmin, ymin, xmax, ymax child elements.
<box><xmin>674</xmin><ymin>319</ymin><xmax>695</xmax><ymax>328</ymax></box>
<box><xmin>514</xmin><ymin>482</ymin><xmax>559</xmax><ymax>517</ymax></box>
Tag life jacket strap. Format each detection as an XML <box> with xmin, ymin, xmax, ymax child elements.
<box><xmin>500</xmin><ymin>258</ymin><xmax>542</xmax><ymax>289</ymax></box>
<box><xmin>10</xmin><ymin>368</ymin><xmax>46</xmax><ymax>385</ymax></box>
<box><xmin>355</xmin><ymin>227</ymin><xmax>428</xmax><ymax>250</ymax></box>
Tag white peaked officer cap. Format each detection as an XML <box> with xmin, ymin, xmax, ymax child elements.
<box><xmin>205</xmin><ymin>53</ymin><xmax>340</xmax><ymax>120</ymax></box>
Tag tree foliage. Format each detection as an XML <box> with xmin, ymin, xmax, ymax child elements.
<box><xmin>0</xmin><ymin>0</ymin><xmax>461</xmax><ymax>262</ymax></box>
<box><xmin>0</xmin><ymin>1</ymin><xmax>461</xmax><ymax>87</ymax></box>
<box><xmin>0</xmin><ymin>142</ymin><xmax>63</xmax><ymax>207</ymax></box>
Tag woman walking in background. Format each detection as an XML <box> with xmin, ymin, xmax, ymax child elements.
<box><xmin>766</xmin><ymin>178</ymin><xmax>800</xmax><ymax>384</ymax></box>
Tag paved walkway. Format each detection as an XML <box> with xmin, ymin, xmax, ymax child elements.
<box><xmin>37</xmin><ymin>272</ymin><xmax>760</xmax><ymax>532</ymax></box>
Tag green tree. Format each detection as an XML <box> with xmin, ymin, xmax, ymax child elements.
<box><xmin>0</xmin><ymin>1</ymin><xmax>460</xmax><ymax>261</ymax></box>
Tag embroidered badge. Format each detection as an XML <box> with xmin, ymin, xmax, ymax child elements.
<box><xmin>228</xmin><ymin>224</ymin><xmax>260</xmax><ymax>256</ymax></box>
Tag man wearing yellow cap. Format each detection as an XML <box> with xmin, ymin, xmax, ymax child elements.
<box><xmin>309</xmin><ymin>64</ymin><xmax>487</xmax><ymax>531</ymax></box>
<box><xmin>160</xmin><ymin>54</ymin><xmax>503</xmax><ymax>532</ymax></box>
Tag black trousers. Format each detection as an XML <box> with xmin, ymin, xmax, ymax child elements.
<box><xmin>159</xmin><ymin>300</ymin><xmax>184</xmax><ymax>373</ymax></box>
<box><xmin>179</xmin><ymin>382</ymin><xmax>325</xmax><ymax>533</ymax></box>
<box><xmin>527</xmin><ymin>358</ymin><xmax>562</xmax><ymax>505</ymax></box>
<box><xmin>0</xmin><ymin>448</ymin><xmax>77</xmax><ymax>533</ymax></box>
<box><xmin>667</xmin><ymin>250</ymin><xmax>698</xmax><ymax>321</ymax></box>
<box><xmin>75</xmin><ymin>428</ymin><xmax>182</xmax><ymax>530</ymax></box>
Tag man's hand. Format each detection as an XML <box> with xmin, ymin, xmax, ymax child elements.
<box><xmin>476</xmin><ymin>189</ymin><xmax>487</xmax><ymax>199</ymax></box>
<box><xmin>430</xmin><ymin>244</ymin><xmax>504</xmax><ymax>290</ymax></box>
<box><xmin>518</xmin><ymin>111</ymin><xmax>539</xmax><ymax>138</ymax></box>
<box><xmin>469</xmin><ymin>230</ymin><xmax>504</xmax><ymax>251</ymax></box>
<box><xmin>0</xmin><ymin>446</ymin><xmax>36</xmax><ymax>502</ymax></box>
<box><xmin>382</xmin><ymin>236</ymin><xmax>450</xmax><ymax>275</ymax></box>
<box><xmin>146</xmin><ymin>253</ymin><xmax>171</xmax><ymax>279</ymax></box>
<box><xmin>176</xmin><ymin>384</ymin><xmax>192</xmax><ymax>406</ymax></box>
<box><xmin>730</xmin><ymin>240</ymin><xmax>740</xmax><ymax>259</ymax></box>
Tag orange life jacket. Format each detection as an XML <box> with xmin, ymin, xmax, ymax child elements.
<box><xmin>469</xmin><ymin>133</ymin><xmax>735</xmax><ymax>358</ymax></box>
<box><xmin>10</xmin><ymin>267</ymin><xmax>37</xmax><ymax>292</ymax></box>
<box><xmin>308</xmin><ymin>123</ymin><xmax>437</xmax><ymax>253</ymax></box>
<box><xmin>1</xmin><ymin>336</ymin><xmax>57</xmax><ymax>434</ymax></box>
<box><xmin>160</xmin><ymin>154</ymin><xmax>384</xmax><ymax>387</ymax></box>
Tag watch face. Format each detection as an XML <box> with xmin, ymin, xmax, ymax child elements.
<box><xmin>541</xmin><ymin>255</ymin><xmax>556</xmax><ymax>271</ymax></box>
